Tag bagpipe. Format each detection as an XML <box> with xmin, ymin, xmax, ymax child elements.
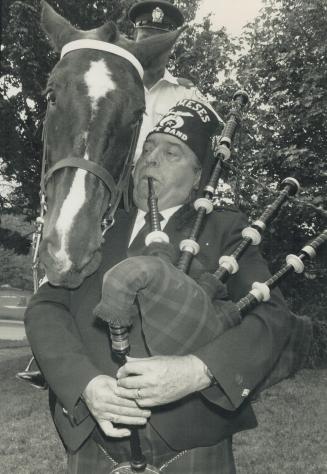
<box><xmin>94</xmin><ymin>91</ymin><xmax>327</xmax><ymax>472</ymax></box>
<box><xmin>96</xmin><ymin>183</ymin><xmax>325</xmax><ymax>389</ymax></box>
<box><xmin>95</xmin><ymin>90</ymin><xmax>325</xmax><ymax>382</ymax></box>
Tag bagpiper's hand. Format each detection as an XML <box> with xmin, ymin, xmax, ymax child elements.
<box><xmin>82</xmin><ymin>374</ymin><xmax>151</xmax><ymax>437</ymax></box>
<box><xmin>115</xmin><ymin>355</ymin><xmax>211</xmax><ymax>407</ymax></box>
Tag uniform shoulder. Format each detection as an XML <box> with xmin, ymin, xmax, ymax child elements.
<box><xmin>175</xmin><ymin>77</ymin><xmax>195</xmax><ymax>88</ymax></box>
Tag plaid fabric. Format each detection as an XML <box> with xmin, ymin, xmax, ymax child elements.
<box><xmin>67</xmin><ymin>424</ymin><xmax>236</xmax><ymax>474</ymax></box>
<box><xmin>94</xmin><ymin>255</ymin><xmax>313</xmax><ymax>393</ymax></box>
<box><xmin>94</xmin><ymin>256</ymin><xmax>240</xmax><ymax>355</ymax></box>
<box><xmin>255</xmin><ymin>311</ymin><xmax>313</xmax><ymax>393</ymax></box>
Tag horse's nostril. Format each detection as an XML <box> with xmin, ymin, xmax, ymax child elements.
<box><xmin>39</xmin><ymin>235</ymin><xmax>101</xmax><ymax>277</ymax></box>
<box><xmin>40</xmin><ymin>239</ymin><xmax>73</xmax><ymax>273</ymax></box>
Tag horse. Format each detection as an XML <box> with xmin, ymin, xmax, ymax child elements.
<box><xmin>38</xmin><ymin>1</ymin><xmax>184</xmax><ymax>289</ymax></box>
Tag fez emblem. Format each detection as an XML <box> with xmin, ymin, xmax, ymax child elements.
<box><xmin>159</xmin><ymin>111</ymin><xmax>193</xmax><ymax>130</ymax></box>
<box><xmin>160</xmin><ymin>114</ymin><xmax>184</xmax><ymax>129</ymax></box>
<box><xmin>152</xmin><ymin>7</ymin><xmax>164</xmax><ymax>23</ymax></box>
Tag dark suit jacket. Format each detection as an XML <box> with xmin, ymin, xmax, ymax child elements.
<box><xmin>25</xmin><ymin>205</ymin><xmax>292</xmax><ymax>452</ymax></box>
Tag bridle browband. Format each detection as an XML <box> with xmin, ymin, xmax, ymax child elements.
<box><xmin>33</xmin><ymin>40</ymin><xmax>144</xmax><ymax>290</ymax></box>
<box><xmin>61</xmin><ymin>39</ymin><xmax>144</xmax><ymax>79</ymax></box>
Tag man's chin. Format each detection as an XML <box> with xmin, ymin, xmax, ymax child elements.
<box><xmin>132</xmin><ymin>191</ymin><xmax>149</xmax><ymax>212</ymax></box>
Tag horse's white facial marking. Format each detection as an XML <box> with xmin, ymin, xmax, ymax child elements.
<box><xmin>84</xmin><ymin>59</ymin><xmax>116</xmax><ymax>113</ymax></box>
<box><xmin>82</xmin><ymin>132</ymin><xmax>89</xmax><ymax>161</ymax></box>
<box><xmin>54</xmin><ymin>170</ymin><xmax>87</xmax><ymax>272</ymax></box>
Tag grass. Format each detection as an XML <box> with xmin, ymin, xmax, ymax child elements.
<box><xmin>1</xmin><ymin>345</ymin><xmax>326</xmax><ymax>474</ymax></box>
<box><xmin>234</xmin><ymin>370</ymin><xmax>327</xmax><ymax>473</ymax></box>
<box><xmin>0</xmin><ymin>346</ymin><xmax>66</xmax><ymax>474</ymax></box>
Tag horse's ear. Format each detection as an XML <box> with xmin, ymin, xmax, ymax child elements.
<box><xmin>41</xmin><ymin>0</ymin><xmax>77</xmax><ymax>52</ymax></box>
<box><xmin>131</xmin><ymin>26</ymin><xmax>187</xmax><ymax>68</ymax></box>
<box><xmin>95</xmin><ymin>22</ymin><xmax>118</xmax><ymax>43</ymax></box>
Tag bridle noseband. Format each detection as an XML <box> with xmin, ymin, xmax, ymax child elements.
<box><xmin>43</xmin><ymin>157</ymin><xmax>118</xmax><ymax>199</ymax></box>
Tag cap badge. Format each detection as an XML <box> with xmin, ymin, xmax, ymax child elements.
<box><xmin>152</xmin><ymin>7</ymin><xmax>164</xmax><ymax>23</ymax></box>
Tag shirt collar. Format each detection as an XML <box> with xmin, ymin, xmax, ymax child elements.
<box><xmin>136</xmin><ymin>204</ymin><xmax>182</xmax><ymax>223</ymax></box>
<box><xmin>160</xmin><ymin>204</ymin><xmax>183</xmax><ymax>221</ymax></box>
<box><xmin>129</xmin><ymin>204</ymin><xmax>183</xmax><ymax>247</ymax></box>
<box><xmin>146</xmin><ymin>69</ymin><xmax>178</xmax><ymax>92</ymax></box>
<box><xmin>162</xmin><ymin>69</ymin><xmax>179</xmax><ymax>85</ymax></box>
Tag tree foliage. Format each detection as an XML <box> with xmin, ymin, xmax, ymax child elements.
<box><xmin>231</xmin><ymin>0</ymin><xmax>327</xmax><ymax>317</ymax></box>
<box><xmin>0</xmin><ymin>214</ymin><xmax>33</xmax><ymax>289</ymax></box>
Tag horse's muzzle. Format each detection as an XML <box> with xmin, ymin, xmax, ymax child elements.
<box><xmin>39</xmin><ymin>240</ymin><xmax>102</xmax><ymax>289</ymax></box>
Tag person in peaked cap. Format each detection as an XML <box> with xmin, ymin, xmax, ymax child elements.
<box><xmin>25</xmin><ymin>101</ymin><xmax>292</xmax><ymax>473</ymax></box>
<box><xmin>129</xmin><ymin>0</ymin><xmax>184</xmax><ymax>34</ymax></box>
<box><xmin>128</xmin><ymin>1</ymin><xmax>225</xmax><ymax>161</ymax></box>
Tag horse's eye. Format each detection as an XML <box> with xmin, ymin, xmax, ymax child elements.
<box><xmin>46</xmin><ymin>90</ymin><xmax>56</xmax><ymax>105</ymax></box>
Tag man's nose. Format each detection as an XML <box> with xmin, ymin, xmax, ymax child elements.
<box><xmin>145</xmin><ymin>148</ymin><xmax>161</xmax><ymax>167</ymax></box>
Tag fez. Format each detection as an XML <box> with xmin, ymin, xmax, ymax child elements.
<box><xmin>129</xmin><ymin>0</ymin><xmax>184</xmax><ymax>31</ymax></box>
<box><xmin>148</xmin><ymin>99</ymin><xmax>222</xmax><ymax>164</ymax></box>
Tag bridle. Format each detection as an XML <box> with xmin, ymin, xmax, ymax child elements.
<box><xmin>32</xmin><ymin>40</ymin><xmax>144</xmax><ymax>291</ymax></box>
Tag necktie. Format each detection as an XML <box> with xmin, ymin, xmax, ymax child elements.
<box><xmin>127</xmin><ymin>213</ymin><xmax>163</xmax><ymax>257</ymax></box>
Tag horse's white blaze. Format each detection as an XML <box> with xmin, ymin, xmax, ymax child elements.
<box><xmin>54</xmin><ymin>170</ymin><xmax>87</xmax><ymax>272</ymax></box>
<box><xmin>83</xmin><ymin>132</ymin><xmax>89</xmax><ymax>160</ymax></box>
<box><xmin>84</xmin><ymin>60</ymin><xmax>116</xmax><ymax>112</ymax></box>
<box><xmin>52</xmin><ymin>61</ymin><xmax>115</xmax><ymax>272</ymax></box>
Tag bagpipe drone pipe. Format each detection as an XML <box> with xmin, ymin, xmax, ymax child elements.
<box><xmin>94</xmin><ymin>91</ymin><xmax>326</xmax><ymax>396</ymax></box>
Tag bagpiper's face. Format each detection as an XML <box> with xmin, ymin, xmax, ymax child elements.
<box><xmin>133</xmin><ymin>133</ymin><xmax>201</xmax><ymax>211</ymax></box>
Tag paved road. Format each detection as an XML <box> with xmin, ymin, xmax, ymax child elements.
<box><xmin>0</xmin><ymin>319</ymin><xmax>26</xmax><ymax>340</ymax></box>
<box><xmin>0</xmin><ymin>286</ymin><xmax>32</xmax><ymax>321</ymax></box>
<box><xmin>0</xmin><ymin>286</ymin><xmax>31</xmax><ymax>339</ymax></box>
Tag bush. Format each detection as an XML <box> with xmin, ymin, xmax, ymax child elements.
<box><xmin>0</xmin><ymin>247</ymin><xmax>33</xmax><ymax>290</ymax></box>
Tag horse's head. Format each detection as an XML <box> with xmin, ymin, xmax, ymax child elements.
<box><xmin>39</xmin><ymin>1</ymin><xmax>184</xmax><ymax>288</ymax></box>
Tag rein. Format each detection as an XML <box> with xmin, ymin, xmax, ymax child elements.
<box><xmin>32</xmin><ymin>40</ymin><xmax>144</xmax><ymax>290</ymax></box>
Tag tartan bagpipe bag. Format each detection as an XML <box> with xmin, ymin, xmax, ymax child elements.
<box><xmin>93</xmin><ymin>238</ymin><xmax>313</xmax><ymax>395</ymax></box>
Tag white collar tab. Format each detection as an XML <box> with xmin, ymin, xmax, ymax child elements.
<box><xmin>61</xmin><ymin>39</ymin><xmax>144</xmax><ymax>80</ymax></box>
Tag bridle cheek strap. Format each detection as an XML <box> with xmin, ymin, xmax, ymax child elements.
<box><xmin>103</xmin><ymin>118</ymin><xmax>143</xmax><ymax>226</ymax></box>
